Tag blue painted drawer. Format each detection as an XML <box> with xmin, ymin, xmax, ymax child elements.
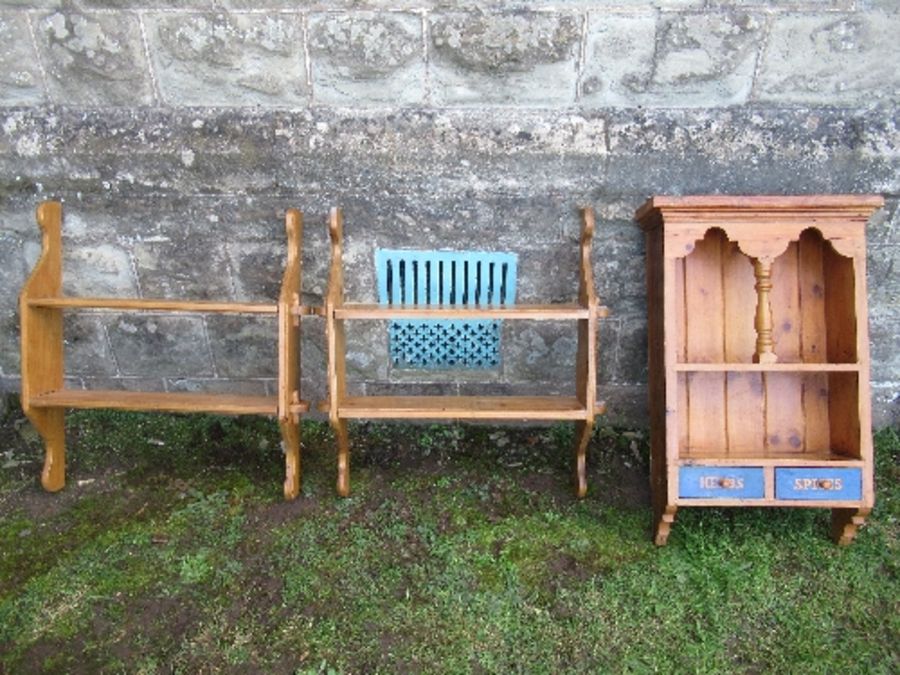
<box><xmin>679</xmin><ymin>466</ymin><xmax>764</xmax><ymax>499</ymax></box>
<box><xmin>775</xmin><ymin>468</ymin><xmax>862</xmax><ymax>501</ymax></box>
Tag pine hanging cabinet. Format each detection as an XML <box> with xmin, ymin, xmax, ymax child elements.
<box><xmin>636</xmin><ymin>195</ymin><xmax>884</xmax><ymax>546</ymax></box>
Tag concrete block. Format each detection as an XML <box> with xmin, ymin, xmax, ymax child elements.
<box><xmin>709</xmin><ymin>1</ymin><xmax>854</xmax><ymax>9</ymax></box>
<box><xmin>64</xmin><ymin>313</ymin><xmax>117</xmax><ymax>377</ymax></box>
<box><xmin>205</xmin><ymin>315</ymin><xmax>277</xmax><ymax>379</ymax></box>
<box><xmin>429</xmin><ymin>11</ymin><xmax>580</xmax><ymax>106</ymax></box>
<box><xmin>756</xmin><ymin>12</ymin><xmax>900</xmax><ymax>105</ymax></box>
<box><xmin>145</xmin><ymin>12</ymin><xmax>308</xmax><ymax>106</ymax></box>
<box><xmin>62</xmin><ymin>242</ymin><xmax>139</xmax><ymax>297</ymax></box>
<box><xmin>133</xmin><ymin>235</ymin><xmax>233</xmax><ymax>300</ymax></box>
<box><xmin>0</xmin><ymin>12</ymin><xmax>46</xmax><ymax>106</ymax></box>
<box><xmin>582</xmin><ymin>10</ymin><xmax>763</xmax><ymax>107</ymax></box>
<box><xmin>309</xmin><ymin>12</ymin><xmax>424</xmax><ymax>106</ymax></box>
<box><xmin>106</xmin><ymin>314</ymin><xmax>213</xmax><ymax>377</ymax></box>
<box><xmin>34</xmin><ymin>8</ymin><xmax>154</xmax><ymax>105</ymax></box>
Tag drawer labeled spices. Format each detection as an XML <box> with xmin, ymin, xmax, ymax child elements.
<box><xmin>775</xmin><ymin>468</ymin><xmax>862</xmax><ymax>501</ymax></box>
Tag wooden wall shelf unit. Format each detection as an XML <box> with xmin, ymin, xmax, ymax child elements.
<box><xmin>20</xmin><ymin>201</ymin><xmax>309</xmax><ymax>500</ymax></box>
<box><xmin>322</xmin><ymin>207</ymin><xmax>610</xmax><ymax>497</ymax></box>
<box><xmin>636</xmin><ymin>195</ymin><xmax>884</xmax><ymax>546</ymax></box>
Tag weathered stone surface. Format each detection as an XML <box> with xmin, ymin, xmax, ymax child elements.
<box><xmin>133</xmin><ymin>234</ymin><xmax>233</xmax><ymax>300</ymax></box>
<box><xmin>710</xmin><ymin>1</ymin><xmax>852</xmax><ymax>7</ymax></box>
<box><xmin>429</xmin><ymin>11</ymin><xmax>580</xmax><ymax>106</ymax></box>
<box><xmin>582</xmin><ymin>10</ymin><xmax>763</xmax><ymax>107</ymax></box>
<box><xmin>309</xmin><ymin>12</ymin><xmax>424</xmax><ymax>106</ymax></box>
<box><xmin>106</xmin><ymin>315</ymin><xmax>213</xmax><ymax>377</ymax></box>
<box><xmin>34</xmin><ymin>9</ymin><xmax>154</xmax><ymax>105</ymax></box>
<box><xmin>64</xmin><ymin>313</ymin><xmax>117</xmax><ymax>376</ymax></box>
<box><xmin>0</xmin><ymin>235</ymin><xmax>27</xmax><ymax>313</ymax></box>
<box><xmin>0</xmin><ymin>108</ymin><xmax>289</xmax><ymax>198</ymax></box>
<box><xmin>62</xmin><ymin>242</ymin><xmax>139</xmax><ymax>297</ymax></box>
<box><xmin>146</xmin><ymin>12</ymin><xmax>308</xmax><ymax>107</ymax></box>
<box><xmin>166</xmin><ymin>377</ymin><xmax>269</xmax><ymax>396</ymax></box>
<box><xmin>205</xmin><ymin>315</ymin><xmax>277</xmax><ymax>378</ymax></box>
<box><xmin>345</xmin><ymin>321</ymin><xmax>390</xmax><ymax>381</ymax></box>
<box><xmin>0</xmin><ymin>13</ymin><xmax>46</xmax><ymax>106</ymax></box>
<box><xmin>756</xmin><ymin>12</ymin><xmax>900</xmax><ymax>105</ymax></box>
<box><xmin>0</xmin><ymin>312</ymin><xmax>19</xmax><ymax>376</ymax></box>
<box><xmin>502</xmin><ymin>321</ymin><xmax>576</xmax><ymax>384</ymax></box>
<box><xmin>871</xmin><ymin>384</ymin><xmax>898</xmax><ymax>429</ymax></box>
<box><xmin>604</xmin><ymin>108</ymin><xmax>896</xmax><ymax>196</ymax></box>
<box><xmin>605</xmin><ymin>314</ymin><xmax>648</xmax><ymax>385</ymax></box>
<box><xmin>81</xmin><ymin>376</ymin><xmax>166</xmax><ymax>392</ymax></box>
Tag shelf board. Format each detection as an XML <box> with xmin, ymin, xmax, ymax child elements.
<box><xmin>333</xmin><ymin>395</ymin><xmax>589</xmax><ymax>420</ymax></box>
<box><xmin>334</xmin><ymin>303</ymin><xmax>591</xmax><ymax>320</ymax></box>
<box><xmin>678</xmin><ymin>453</ymin><xmax>863</xmax><ymax>467</ymax></box>
<box><xmin>674</xmin><ymin>498</ymin><xmax>864</xmax><ymax>508</ymax></box>
<box><xmin>28</xmin><ymin>297</ymin><xmax>278</xmax><ymax>314</ymax></box>
<box><xmin>674</xmin><ymin>362</ymin><xmax>859</xmax><ymax>373</ymax></box>
<box><xmin>29</xmin><ymin>390</ymin><xmax>278</xmax><ymax>416</ymax></box>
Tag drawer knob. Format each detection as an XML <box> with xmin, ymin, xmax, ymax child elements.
<box><xmin>718</xmin><ymin>477</ymin><xmax>737</xmax><ymax>489</ymax></box>
<box><xmin>817</xmin><ymin>479</ymin><xmax>834</xmax><ymax>490</ymax></box>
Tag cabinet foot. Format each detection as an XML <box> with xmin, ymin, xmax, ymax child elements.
<box><xmin>831</xmin><ymin>507</ymin><xmax>870</xmax><ymax>546</ymax></box>
<box><xmin>573</xmin><ymin>420</ymin><xmax>593</xmax><ymax>498</ymax></box>
<box><xmin>653</xmin><ymin>505</ymin><xmax>677</xmax><ymax>546</ymax></box>
<box><xmin>333</xmin><ymin>419</ymin><xmax>350</xmax><ymax>497</ymax></box>
<box><xmin>29</xmin><ymin>408</ymin><xmax>66</xmax><ymax>492</ymax></box>
<box><xmin>280</xmin><ymin>418</ymin><xmax>301</xmax><ymax>500</ymax></box>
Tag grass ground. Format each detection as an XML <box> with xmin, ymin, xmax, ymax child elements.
<box><xmin>0</xmin><ymin>396</ymin><xmax>897</xmax><ymax>673</ymax></box>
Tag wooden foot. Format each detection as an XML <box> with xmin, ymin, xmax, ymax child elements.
<box><xmin>831</xmin><ymin>507</ymin><xmax>870</xmax><ymax>546</ymax></box>
<box><xmin>334</xmin><ymin>419</ymin><xmax>350</xmax><ymax>497</ymax></box>
<box><xmin>653</xmin><ymin>504</ymin><xmax>677</xmax><ymax>546</ymax></box>
<box><xmin>573</xmin><ymin>420</ymin><xmax>593</xmax><ymax>498</ymax></box>
<box><xmin>27</xmin><ymin>408</ymin><xmax>66</xmax><ymax>492</ymax></box>
<box><xmin>280</xmin><ymin>418</ymin><xmax>301</xmax><ymax>500</ymax></box>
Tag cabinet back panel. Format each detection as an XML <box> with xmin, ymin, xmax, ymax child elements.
<box><xmin>678</xmin><ymin>372</ymin><xmax>841</xmax><ymax>457</ymax></box>
<box><xmin>683</xmin><ymin>231</ymin><xmax>725</xmax><ymax>362</ymax></box>
<box><xmin>676</xmin><ymin>229</ymin><xmax>858</xmax><ymax>365</ymax></box>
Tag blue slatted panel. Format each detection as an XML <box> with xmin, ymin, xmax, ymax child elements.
<box><xmin>376</xmin><ymin>249</ymin><xmax>518</xmax><ymax>368</ymax></box>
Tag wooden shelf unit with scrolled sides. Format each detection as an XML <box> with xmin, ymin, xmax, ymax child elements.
<box><xmin>20</xmin><ymin>201</ymin><xmax>311</xmax><ymax>500</ymax></box>
<box><xmin>320</xmin><ymin>207</ymin><xmax>610</xmax><ymax>497</ymax></box>
<box><xmin>636</xmin><ymin>195</ymin><xmax>884</xmax><ymax>546</ymax></box>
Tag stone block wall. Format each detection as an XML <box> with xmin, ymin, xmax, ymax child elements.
<box><xmin>0</xmin><ymin>1</ymin><xmax>897</xmax><ymax>427</ymax></box>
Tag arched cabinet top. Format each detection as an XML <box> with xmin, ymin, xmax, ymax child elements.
<box><xmin>635</xmin><ymin>194</ymin><xmax>884</xmax><ymax>261</ymax></box>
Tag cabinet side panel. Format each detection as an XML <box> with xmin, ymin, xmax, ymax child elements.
<box><xmin>823</xmin><ymin>246</ymin><xmax>858</xmax><ymax>364</ymax></box>
<box><xmin>645</xmin><ymin>227</ymin><xmax>668</xmax><ymax>506</ymax></box>
<box><xmin>828</xmin><ymin>372</ymin><xmax>861</xmax><ymax>458</ymax></box>
<box><xmin>684</xmin><ymin>231</ymin><xmax>726</xmax><ymax>453</ymax></box>
<box><xmin>723</xmin><ymin>240</ymin><xmax>763</xmax><ymax>454</ymax></box>
<box><xmin>798</xmin><ymin>231</ymin><xmax>830</xmax><ymax>453</ymax></box>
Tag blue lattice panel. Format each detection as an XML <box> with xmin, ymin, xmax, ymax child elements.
<box><xmin>376</xmin><ymin>249</ymin><xmax>518</xmax><ymax>369</ymax></box>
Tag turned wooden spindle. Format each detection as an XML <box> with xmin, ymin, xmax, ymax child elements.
<box><xmin>752</xmin><ymin>257</ymin><xmax>778</xmax><ymax>364</ymax></box>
